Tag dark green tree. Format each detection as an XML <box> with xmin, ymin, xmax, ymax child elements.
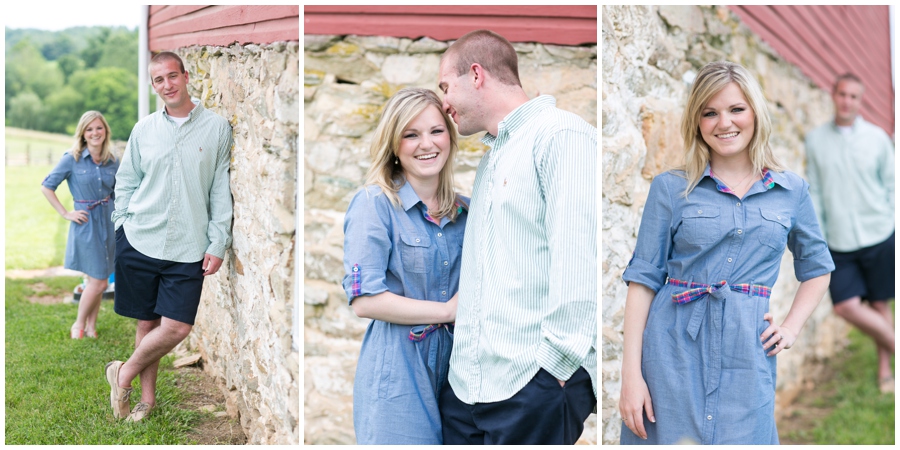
<box><xmin>96</xmin><ymin>28</ymin><xmax>138</xmax><ymax>72</ymax></box>
<box><xmin>56</xmin><ymin>54</ymin><xmax>85</xmax><ymax>83</ymax></box>
<box><xmin>43</xmin><ymin>85</ymin><xmax>84</xmax><ymax>134</ymax></box>
<box><xmin>80</xmin><ymin>27</ymin><xmax>111</xmax><ymax>69</ymax></box>
<box><xmin>5</xmin><ymin>39</ymin><xmax>63</xmax><ymax>115</ymax></box>
<box><xmin>69</xmin><ymin>67</ymin><xmax>138</xmax><ymax>140</ymax></box>
<box><xmin>41</xmin><ymin>34</ymin><xmax>76</xmax><ymax>61</ymax></box>
<box><xmin>8</xmin><ymin>91</ymin><xmax>44</xmax><ymax>130</ymax></box>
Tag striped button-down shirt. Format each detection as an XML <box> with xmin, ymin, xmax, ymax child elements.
<box><xmin>805</xmin><ymin>116</ymin><xmax>894</xmax><ymax>252</ymax></box>
<box><xmin>449</xmin><ymin>95</ymin><xmax>598</xmax><ymax>404</ymax></box>
<box><xmin>113</xmin><ymin>102</ymin><xmax>233</xmax><ymax>262</ymax></box>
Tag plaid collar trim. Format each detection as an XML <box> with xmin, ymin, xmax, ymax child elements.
<box><xmin>706</xmin><ymin>167</ymin><xmax>777</xmax><ymax>195</ymax></box>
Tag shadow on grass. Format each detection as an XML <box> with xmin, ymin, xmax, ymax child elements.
<box><xmin>5</xmin><ymin>277</ymin><xmax>205</xmax><ymax>444</ymax></box>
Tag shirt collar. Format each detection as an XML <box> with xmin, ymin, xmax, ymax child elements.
<box><xmin>703</xmin><ymin>164</ymin><xmax>790</xmax><ymax>194</ymax></box>
<box><xmin>162</xmin><ymin>99</ymin><xmax>203</xmax><ymax>121</ymax></box>
<box><xmin>79</xmin><ymin>148</ymin><xmax>92</xmax><ymax>160</ymax></box>
<box><xmin>830</xmin><ymin>115</ymin><xmax>863</xmax><ymax>131</ymax></box>
<box><xmin>481</xmin><ymin>95</ymin><xmax>556</xmax><ymax>146</ymax></box>
<box><xmin>397</xmin><ymin>180</ymin><xmax>422</xmax><ymax>212</ymax></box>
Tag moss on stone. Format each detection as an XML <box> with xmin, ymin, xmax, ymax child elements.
<box><xmin>325</xmin><ymin>42</ymin><xmax>360</xmax><ymax>57</ymax></box>
<box><xmin>350</xmin><ymin>104</ymin><xmax>382</xmax><ymax>123</ymax></box>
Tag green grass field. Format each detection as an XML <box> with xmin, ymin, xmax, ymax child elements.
<box><xmin>6</xmin><ymin>164</ymin><xmax>73</xmax><ymax>270</ymax></box>
<box><xmin>783</xmin><ymin>318</ymin><xmax>895</xmax><ymax>444</ymax></box>
<box><xmin>5</xmin><ymin>277</ymin><xmax>205</xmax><ymax>444</ymax></box>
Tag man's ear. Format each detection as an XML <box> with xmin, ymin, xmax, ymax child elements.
<box><xmin>470</xmin><ymin>63</ymin><xmax>485</xmax><ymax>89</ymax></box>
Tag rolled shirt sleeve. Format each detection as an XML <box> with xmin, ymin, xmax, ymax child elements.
<box><xmin>535</xmin><ymin>127</ymin><xmax>598</xmax><ymax>382</ymax></box>
<box><xmin>42</xmin><ymin>152</ymin><xmax>74</xmax><ymax>191</ymax></box>
<box><xmin>342</xmin><ymin>187</ymin><xmax>392</xmax><ymax>303</ymax></box>
<box><xmin>204</xmin><ymin>124</ymin><xmax>234</xmax><ymax>259</ymax></box>
<box><xmin>788</xmin><ymin>179</ymin><xmax>835</xmax><ymax>281</ymax></box>
<box><xmin>622</xmin><ymin>174</ymin><xmax>674</xmax><ymax>292</ymax></box>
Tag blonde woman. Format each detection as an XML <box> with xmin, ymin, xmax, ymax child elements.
<box><xmin>342</xmin><ymin>88</ymin><xmax>468</xmax><ymax>444</ymax></box>
<box><xmin>618</xmin><ymin>61</ymin><xmax>834</xmax><ymax>444</ymax></box>
<box><xmin>41</xmin><ymin>111</ymin><xmax>119</xmax><ymax>339</ymax></box>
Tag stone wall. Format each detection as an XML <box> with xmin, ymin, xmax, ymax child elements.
<box><xmin>304</xmin><ymin>34</ymin><xmax>597</xmax><ymax>444</ymax></box>
<box><xmin>174</xmin><ymin>42</ymin><xmax>299</xmax><ymax>444</ymax></box>
<box><xmin>601</xmin><ymin>5</ymin><xmax>848</xmax><ymax>444</ymax></box>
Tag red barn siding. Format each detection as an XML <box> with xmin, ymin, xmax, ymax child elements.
<box><xmin>303</xmin><ymin>5</ymin><xmax>597</xmax><ymax>45</ymax></box>
<box><xmin>730</xmin><ymin>5</ymin><xmax>893</xmax><ymax>135</ymax></box>
<box><xmin>149</xmin><ymin>5</ymin><xmax>299</xmax><ymax>50</ymax></box>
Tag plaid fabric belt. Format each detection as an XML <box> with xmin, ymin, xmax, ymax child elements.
<box><xmin>668</xmin><ymin>278</ymin><xmax>772</xmax><ymax>341</ymax></box>
<box><xmin>74</xmin><ymin>195</ymin><xmax>110</xmax><ymax>210</ymax></box>
<box><xmin>409</xmin><ymin>323</ymin><xmax>453</xmax><ymax>342</ymax></box>
<box><xmin>668</xmin><ymin>278</ymin><xmax>772</xmax><ymax>304</ymax></box>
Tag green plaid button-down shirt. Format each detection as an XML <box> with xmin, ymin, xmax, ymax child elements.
<box><xmin>113</xmin><ymin>102</ymin><xmax>233</xmax><ymax>262</ymax></box>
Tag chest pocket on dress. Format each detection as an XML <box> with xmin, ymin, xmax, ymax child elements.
<box><xmin>758</xmin><ymin>209</ymin><xmax>791</xmax><ymax>250</ymax></box>
<box><xmin>679</xmin><ymin>206</ymin><xmax>720</xmax><ymax>245</ymax></box>
<box><xmin>399</xmin><ymin>233</ymin><xmax>432</xmax><ymax>273</ymax></box>
<box><xmin>73</xmin><ymin>168</ymin><xmax>92</xmax><ymax>181</ymax></box>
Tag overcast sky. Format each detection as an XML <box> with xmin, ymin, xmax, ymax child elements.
<box><xmin>4</xmin><ymin>4</ymin><xmax>141</xmax><ymax>31</ymax></box>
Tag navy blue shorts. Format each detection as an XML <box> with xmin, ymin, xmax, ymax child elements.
<box><xmin>440</xmin><ymin>367</ymin><xmax>596</xmax><ymax>444</ymax></box>
<box><xmin>829</xmin><ymin>232</ymin><xmax>895</xmax><ymax>304</ymax></box>
<box><xmin>113</xmin><ymin>227</ymin><xmax>204</xmax><ymax>325</ymax></box>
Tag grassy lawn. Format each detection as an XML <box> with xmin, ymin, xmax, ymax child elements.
<box><xmin>783</xmin><ymin>322</ymin><xmax>895</xmax><ymax>444</ymax></box>
<box><xmin>5</xmin><ymin>277</ymin><xmax>204</xmax><ymax>444</ymax></box>
<box><xmin>6</xmin><ymin>164</ymin><xmax>73</xmax><ymax>270</ymax></box>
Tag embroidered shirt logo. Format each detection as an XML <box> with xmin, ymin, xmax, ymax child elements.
<box><xmin>199</xmin><ymin>147</ymin><xmax>203</xmax><ymax>152</ymax></box>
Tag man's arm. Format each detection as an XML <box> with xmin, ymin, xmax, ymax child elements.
<box><xmin>535</xmin><ymin>124</ymin><xmax>598</xmax><ymax>384</ymax></box>
<box><xmin>112</xmin><ymin>126</ymin><xmax>143</xmax><ymax>229</ymax></box>
<box><xmin>204</xmin><ymin>121</ymin><xmax>234</xmax><ymax>269</ymax></box>
<box><xmin>879</xmin><ymin>132</ymin><xmax>894</xmax><ymax>206</ymax></box>
<box><xmin>803</xmin><ymin>134</ymin><xmax>827</xmax><ymax>241</ymax></box>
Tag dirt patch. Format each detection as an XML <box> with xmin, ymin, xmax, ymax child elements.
<box><xmin>777</xmin><ymin>361</ymin><xmax>841</xmax><ymax>444</ymax></box>
<box><xmin>171</xmin><ymin>364</ymin><xmax>247</xmax><ymax>445</ymax></box>
<box><xmin>25</xmin><ymin>282</ymin><xmax>65</xmax><ymax>305</ymax></box>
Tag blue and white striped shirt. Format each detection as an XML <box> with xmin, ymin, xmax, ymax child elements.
<box><xmin>113</xmin><ymin>102</ymin><xmax>233</xmax><ymax>262</ymax></box>
<box><xmin>449</xmin><ymin>95</ymin><xmax>598</xmax><ymax>404</ymax></box>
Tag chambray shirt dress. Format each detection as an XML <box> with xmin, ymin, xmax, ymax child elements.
<box><xmin>621</xmin><ymin>166</ymin><xmax>834</xmax><ymax>445</ymax></box>
<box><xmin>343</xmin><ymin>182</ymin><xmax>468</xmax><ymax>444</ymax></box>
<box><xmin>42</xmin><ymin>149</ymin><xmax>119</xmax><ymax>280</ymax></box>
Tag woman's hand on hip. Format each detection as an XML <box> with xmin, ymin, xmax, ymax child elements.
<box><xmin>63</xmin><ymin>210</ymin><xmax>89</xmax><ymax>224</ymax></box>
<box><xmin>619</xmin><ymin>374</ymin><xmax>655</xmax><ymax>440</ymax></box>
<box><xmin>761</xmin><ymin>312</ymin><xmax>795</xmax><ymax>356</ymax></box>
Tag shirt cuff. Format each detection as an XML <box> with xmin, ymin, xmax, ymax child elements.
<box><xmin>793</xmin><ymin>247</ymin><xmax>835</xmax><ymax>282</ymax></box>
<box><xmin>343</xmin><ymin>265</ymin><xmax>389</xmax><ymax>304</ymax></box>
<box><xmin>622</xmin><ymin>257</ymin><xmax>667</xmax><ymax>292</ymax></box>
<box><xmin>206</xmin><ymin>243</ymin><xmax>226</xmax><ymax>259</ymax></box>
<box><xmin>536</xmin><ymin>340</ymin><xmax>581</xmax><ymax>382</ymax></box>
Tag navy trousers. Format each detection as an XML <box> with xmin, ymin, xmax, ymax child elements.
<box><xmin>440</xmin><ymin>367</ymin><xmax>596</xmax><ymax>445</ymax></box>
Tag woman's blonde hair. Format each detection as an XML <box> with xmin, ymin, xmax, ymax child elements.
<box><xmin>679</xmin><ymin>61</ymin><xmax>784</xmax><ymax>197</ymax></box>
<box><xmin>365</xmin><ymin>88</ymin><xmax>461</xmax><ymax>221</ymax></box>
<box><xmin>70</xmin><ymin>111</ymin><xmax>115</xmax><ymax>163</ymax></box>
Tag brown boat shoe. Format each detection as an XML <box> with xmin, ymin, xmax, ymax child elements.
<box><xmin>104</xmin><ymin>361</ymin><xmax>133</xmax><ymax>419</ymax></box>
<box><xmin>125</xmin><ymin>402</ymin><xmax>154</xmax><ymax>422</ymax></box>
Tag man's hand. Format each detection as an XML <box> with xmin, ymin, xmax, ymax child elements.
<box><xmin>202</xmin><ymin>254</ymin><xmax>223</xmax><ymax>276</ymax></box>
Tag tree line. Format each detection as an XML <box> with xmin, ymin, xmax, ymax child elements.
<box><xmin>5</xmin><ymin>26</ymin><xmax>142</xmax><ymax>141</ymax></box>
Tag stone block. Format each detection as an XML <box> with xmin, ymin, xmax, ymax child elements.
<box><xmin>658</xmin><ymin>5</ymin><xmax>707</xmax><ymax>35</ymax></box>
<box><xmin>639</xmin><ymin>98</ymin><xmax>683</xmax><ymax>179</ymax></box>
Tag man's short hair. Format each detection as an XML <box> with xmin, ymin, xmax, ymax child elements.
<box><xmin>442</xmin><ymin>29</ymin><xmax>522</xmax><ymax>87</ymax></box>
<box><xmin>833</xmin><ymin>72</ymin><xmax>864</xmax><ymax>93</ymax></box>
<box><xmin>149</xmin><ymin>51</ymin><xmax>185</xmax><ymax>75</ymax></box>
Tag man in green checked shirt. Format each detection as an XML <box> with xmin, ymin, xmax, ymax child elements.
<box><xmin>437</xmin><ymin>30</ymin><xmax>597</xmax><ymax>444</ymax></box>
<box><xmin>104</xmin><ymin>51</ymin><xmax>233</xmax><ymax>422</ymax></box>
